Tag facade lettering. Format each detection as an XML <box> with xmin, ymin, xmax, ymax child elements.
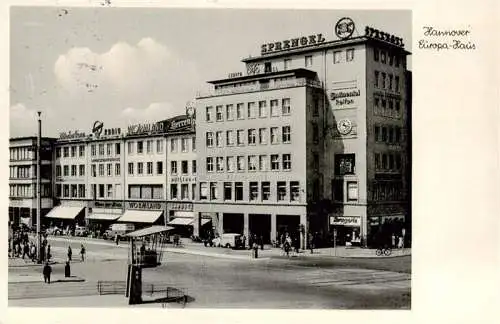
<box><xmin>261</xmin><ymin>34</ymin><xmax>326</xmax><ymax>54</ymax></box>
<box><xmin>127</xmin><ymin>201</ymin><xmax>164</xmax><ymax>210</ymax></box>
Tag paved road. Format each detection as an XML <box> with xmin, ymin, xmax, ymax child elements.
<box><xmin>10</xmin><ymin>238</ymin><xmax>410</xmax><ymax>309</ymax></box>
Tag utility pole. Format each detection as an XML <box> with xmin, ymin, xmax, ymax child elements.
<box><xmin>36</xmin><ymin>111</ymin><xmax>42</xmax><ymax>264</ymax></box>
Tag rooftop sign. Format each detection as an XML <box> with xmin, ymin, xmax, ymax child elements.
<box><xmin>261</xmin><ymin>34</ymin><xmax>326</xmax><ymax>55</ymax></box>
<box><xmin>365</xmin><ymin>26</ymin><xmax>404</xmax><ymax>47</ymax></box>
<box><xmin>127</xmin><ymin>122</ymin><xmax>165</xmax><ymax>136</ymax></box>
<box><xmin>59</xmin><ymin>130</ymin><xmax>86</xmax><ymax>140</ymax></box>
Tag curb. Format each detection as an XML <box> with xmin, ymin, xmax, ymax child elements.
<box><xmin>9</xmin><ymin>276</ymin><xmax>86</xmax><ymax>284</ymax></box>
<box><xmin>164</xmin><ymin>248</ymin><xmax>270</xmax><ymax>261</ymax></box>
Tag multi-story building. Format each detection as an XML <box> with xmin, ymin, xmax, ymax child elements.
<box><xmin>9</xmin><ymin>137</ymin><xmax>55</xmax><ymax>227</ymax></box>
<box><xmin>193</xmin><ymin>18</ymin><xmax>411</xmax><ymax>247</ymax></box>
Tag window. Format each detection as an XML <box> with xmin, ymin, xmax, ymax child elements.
<box><xmin>206</xmin><ymin>106</ymin><xmax>214</xmax><ymax>122</ymax></box>
<box><xmin>129</xmin><ymin>185</ymin><xmax>140</xmax><ymax>199</ymax></box>
<box><xmin>92</xmin><ymin>164</ymin><xmax>97</xmax><ymax>177</ymax></box>
<box><xmin>115</xmin><ymin>163</ymin><xmax>120</xmax><ymax>176</ymax></box>
<box><xmin>284</xmin><ymin>58</ymin><xmax>291</xmax><ymax>70</ymax></box>
<box><xmin>381</xmin><ymin>127</ymin><xmax>387</xmax><ymax>142</ymax></box>
<box><xmin>335</xmin><ymin>154</ymin><xmax>355</xmax><ymax>175</ymax></box>
<box><xmin>395</xmin><ymin>101</ymin><xmax>401</xmax><ymax>114</ymax></box>
<box><xmin>381</xmin><ymin>51</ymin><xmax>386</xmax><ymax>63</ymax></box>
<box><xmin>171</xmin><ymin>138</ymin><xmax>177</xmax><ymax>152</ymax></box>
<box><xmin>283</xmin><ymin>154</ymin><xmax>291</xmax><ymax>170</ymax></box>
<box><xmin>200</xmin><ymin>182</ymin><xmax>208</xmax><ymax>200</ymax></box>
<box><xmin>156</xmin><ymin>162</ymin><xmax>163</xmax><ymax>175</ymax></box>
<box><xmin>142</xmin><ymin>186</ymin><xmax>152</xmax><ymax>199</ymax></box>
<box><xmin>71</xmin><ymin>165</ymin><xmax>77</xmax><ymax>176</ymax></box>
<box><xmin>105</xmin><ymin>163</ymin><xmax>111</xmax><ymax>176</ymax></box>
<box><xmin>170</xmin><ymin>184</ymin><xmax>178</xmax><ymax>199</ymax></box>
<box><xmin>146</xmin><ymin>140</ymin><xmax>152</xmax><ymax>154</ymax></box>
<box><xmin>226</xmin><ymin>104</ymin><xmax>234</xmax><ymax>120</ymax></box>
<box><xmin>99</xmin><ymin>184</ymin><xmax>105</xmax><ymax>198</ymax></box>
<box><xmin>214</xmin><ymin>131</ymin><xmax>223</xmax><ymax>147</ymax></box>
<box><xmin>313</xmin><ymin>98</ymin><xmax>320</xmax><ymax>116</ymax></box>
<box><xmin>277</xmin><ymin>182</ymin><xmax>287</xmax><ymax>201</ymax></box>
<box><xmin>312</xmin><ymin>123</ymin><xmax>319</xmax><ymax>144</ymax></box>
<box><xmin>395</xmin><ymin>127</ymin><xmax>401</xmax><ymax>143</ymax></box>
<box><xmin>290</xmin><ymin>181</ymin><xmax>300</xmax><ymax>201</ymax></box>
<box><xmin>71</xmin><ymin>184</ymin><xmax>78</xmax><ymax>198</ymax></box>
<box><xmin>389</xmin><ymin>127</ymin><xmax>394</xmax><ymax>143</ymax></box>
<box><xmin>249</xmin><ymin>182</ymin><xmax>259</xmax><ymax>201</ymax></box>
<box><xmin>346</xmin><ymin>48</ymin><xmax>354</xmax><ymax>62</ymax></box>
<box><xmin>374</xmin><ymin>71</ymin><xmax>379</xmax><ymax>88</ymax></box>
<box><xmin>282</xmin><ymin>126</ymin><xmax>291</xmax><ymax>143</ymax></box>
<box><xmin>259</xmin><ymin>101</ymin><xmax>267</xmax><ymax>117</ymax></box>
<box><xmin>192</xmin><ymin>137</ymin><xmax>196</xmax><ymax>151</ymax></box>
<box><xmin>382</xmin><ymin>154</ymin><xmax>388</xmax><ymax>169</ymax></box>
<box><xmin>305</xmin><ymin>55</ymin><xmax>312</xmax><ymax>67</ymax></box>
<box><xmin>375</xmin><ymin>126</ymin><xmax>380</xmax><ymax>142</ymax></box>
<box><xmin>63</xmin><ymin>184</ymin><xmax>69</xmax><ymax>198</ymax></box>
<box><xmin>396</xmin><ymin>153</ymin><xmax>402</xmax><ymax>170</ymax></box>
<box><xmin>171</xmin><ymin>161</ymin><xmax>178</xmax><ymax>174</ymax></box>
<box><xmin>98</xmin><ymin>164</ymin><xmax>104</xmax><ymax>176</ymax></box>
<box><xmin>347</xmin><ymin>182</ymin><xmax>358</xmax><ymax>201</ymax></box>
<box><xmin>210</xmin><ymin>182</ymin><xmax>218</xmax><ymax>200</ymax></box>
<box><xmin>313</xmin><ymin>153</ymin><xmax>319</xmax><ymax>170</ymax></box>
<box><xmin>248</xmin><ymin>129</ymin><xmax>256</xmax><ymax>145</ymax></box>
<box><xmin>128</xmin><ymin>163</ymin><xmax>134</xmax><ymax>175</ymax></box>
<box><xmin>248</xmin><ymin>155</ymin><xmax>257</xmax><ymax>171</ymax></box>
<box><xmin>71</xmin><ymin>146</ymin><xmax>76</xmax><ymax>157</ymax></box>
<box><xmin>282</xmin><ymin>98</ymin><xmax>290</xmax><ymax>115</ymax></box>
<box><xmin>247</xmin><ymin>102</ymin><xmax>256</xmax><ymax>118</ymax></box>
<box><xmin>237</xmin><ymin>103</ymin><xmax>244</xmax><ymax>119</ymax></box>
<box><xmin>389</xmin><ymin>154</ymin><xmax>394</xmax><ymax>170</ymax></box>
<box><xmin>181</xmin><ymin>184</ymin><xmax>189</xmax><ymax>200</ymax></box>
<box><xmin>191</xmin><ymin>184</ymin><xmax>196</xmax><ymax>200</ymax></box>
<box><xmin>271</xmin><ymin>127</ymin><xmax>279</xmax><ymax>144</ymax></box>
<box><xmin>152</xmin><ymin>185</ymin><xmax>163</xmax><ymax>199</ymax></box>
<box><xmin>237</xmin><ymin>156</ymin><xmax>245</xmax><ymax>171</ymax></box>
<box><xmin>389</xmin><ymin>74</ymin><xmax>393</xmax><ymax>90</ymax></box>
<box><xmin>381</xmin><ymin>72</ymin><xmax>386</xmax><ymax>89</ymax></box>
<box><xmin>56</xmin><ymin>148</ymin><xmax>61</xmax><ymax>158</ymax></box>
<box><xmin>79</xmin><ymin>145</ymin><xmax>85</xmax><ymax>157</ymax></box>
<box><xmin>270</xmin><ymin>100</ymin><xmax>279</xmax><ymax>117</ymax></box>
<box><xmin>375</xmin><ymin>153</ymin><xmax>381</xmax><ymax>170</ymax></box>
<box><xmin>333</xmin><ymin>51</ymin><xmax>342</xmax><ymax>64</ymax></box>
<box><xmin>271</xmin><ymin>154</ymin><xmax>280</xmax><ymax>170</ymax></box>
<box><xmin>206</xmin><ymin>157</ymin><xmax>213</xmax><ymax>172</ymax></box>
<box><xmin>259</xmin><ymin>155</ymin><xmax>267</xmax><ymax>171</ymax></box>
<box><xmin>226</xmin><ymin>130</ymin><xmax>234</xmax><ymax>146</ymax></box>
<box><xmin>137</xmin><ymin>141</ymin><xmax>143</xmax><ymax>154</ymax></box>
<box><xmin>224</xmin><ymin>182</ymin><xmax>232</xmax><ymax>200</ymax></box>
<box><xmin>147</xmin><ymin>162</ymin><xmax>153</xmax><ymax>175</ymax></box>
<box><xmin>389</xmin><ymin>99</ymin><xmax>394</xmax><ymax>111</ymax></box>
<box><xmin>78</xmin><ymin>184</ymin><xmax>85</xmax><ymax>198</ymax></box>
<box><xmin>79</xmin><ymin>164</ymin><xmax>85</xmax><ymax>176</ymax></box>
<box><xmin>56</xmin><ymin>165</ymin><xmax>61</xmax><ymax>177</ymax></box>
<box><xmin>179</xmin><ymin>138</ymin><xmax>187</xmax><ymax>152</ymax></box>
<box><xmin>257</xmin><ymin>128</ymin><xmax>267</xmax><ymax>145</ymax></box>
<box><xmin>216</xmin><ymin>157</ymin><xmax>224</xmax><ymax>172</ymax></box>
<box><xmin>192</xmin><ymin>160</ymin><xmax>196</xmax><ymax>174</ymax></box>
<box><xmin>179</xmin><ymin>160</ymin><xmax>188</xmax><ymax>174</ymax></box>
<box><xmin>235</xmin><ymin>182</ymin><xmax>243</xmax><ymax>201</ymax></box>
<box><xmin>127</xmin><ymin>142</ymin><xmax>134</xmax><ymax>154</ymax></box>
<box><xmin>107</xmin><ymin>143</ymin><xmax>113</xmax><ymax>156</ymax></box>
<box><xmin>332</xmin><ymin>179</ymin><xmax>343</xmax><ymax>202</ymax></box>
<box><xmin>137</xmin><ymin>162</ymin><xmax>143</xmax><ymax>175</ymax></box>
<box><xmin>259</xmin><ymin>182</ymin><xmax>270</xmax><ymax>201</ymax></box>
<box><xmin>216</xmin><ymin>105</ymin><xmax>223</xmax><ymax>121</ymax></box>
<box><xmin>115</xmin><ymin>143</ymin><xmax>121</xmax><ymax>155</ymax></box>
<box><xmin>206</xmin><ymin>132</ymin><xmax>214</xmax><ymax>147</ymax></box>
<box><xmin>395</xmin><ymin>76</ymin><xmax>400</xmax><ymax>92</ymax></box>
<box><xmin>226</xmin><ymin>156</ymin><xmax>235</xmax><ymax>172</ymax></box>
<box><xmin>107</xmin><ymin>184</ymin><xmax>113</xmax><ymax>198</ymax></box>
<box><xmin>156</xmin><ymin>140</ymin><xmax>163</xmax><ymax>154</ymax></box>
<box><xmin>237</xmin><ymin>130</ymin><xmax>245</xmax><ymax>145</ymax></box>
<box><xmin>98</xmin><ymin>144</ymin><xmax>104</xmax><ymax>156</ymax></box>
<box><xmin>389</xmin><ymin>53</ymin><xmax>394</xmax><ymax>65</ymax></box>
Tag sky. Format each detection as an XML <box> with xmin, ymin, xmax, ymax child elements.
<box><xmin>9</xmin><ymin>7</ymin><xmax>411</xmax><ymax>138</ymax></box>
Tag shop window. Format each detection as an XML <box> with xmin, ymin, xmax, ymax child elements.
<box><xmin>335</xmin><ymin>154</ymin><xmax>355</xmax><ymax>175</ymax></box>
<box><xmin>235</xmin><ymin>182</ymin><xmax>243</xmax><ymax>201</ymax></box>
<box><xmin>332</xmin><ymin>179</ymin><xmax>343</xmax><ymax>202</ymax></box>
<box><xmin>224</xmin><ymin>182</ymin><xmax>232</xmax><ymax>201</ymax></box>
<box><xmin>347</xmin><ymin>182</ymin><xmax>358</xmax><ymax>201</ymax></box>
<box><xmin>261</xmin><ymin>182</ymin><xmax>270</xmax><ymax>201</ymax></box>
<box><xmin>249</xmin><ymin>182</ymin><xmax>259</xmax><ymax>201</ymax></box>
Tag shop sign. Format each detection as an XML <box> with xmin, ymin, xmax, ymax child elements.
<box><xmin>59</xmin><ymin>130</ymin><xmax>86</xmax><ymax>140</ymax></box>
<box><xmin>127</xmin><ymin>122</ymin><xmax>165</xmax><ymax>136</ymax></box>
<box><xmin>91</xmin><ymin>157</ymin><xmax>120</xmax><ymax>163</ymax></box>
<box><xmin>369</xmin><ymin>217</ymin><xmax>380</xmax><ymax>226</ymax></box>
<box><xmin>365</xmin><ymin>26</ymin><xmax>404</xmax><ymax>47</ymax></box>
<box><xmin>169</xmin><ymin>202</ymin><xmax>193</xmax><ymax>211</ymax></box>
<box><xmin>382</xmin><ymin>215</ymin><xmax>405</xmax><ymax>223</ymax></box>
<box><xmin>330</xmin><ymin>216</ymin><xmax>361</xmax><ymax>226</ymax></box>
<box><xmin>228</xmin><ymin>72</ymin><xmax>243</xmax><ymax>78</ymax></box>
<box><xmin>330</xmin><ymin>89</ymin><xmax>361</xmax><ymax>106</ymax></box>
<box><xmin>94</xmin><ymin>201</ymin><xmax>123</xmax><ymax>209</ymax></box>
<box><xmin>169</xmin><ymin>176</ymin><xmax>196</xmax><ymax>183</ymax></box>
<box><xmin>165</xmin><ymin>116</ymin><xmax>194</xmax><ymax>133</ymax></box>
<box><xmin>261</xmin><ymin>34</ymin><xmax>326</xmax><ymax>55</ymax></box>
<box><xmin>92</xmin><ymin>121</ymin><xmax>104</xmax><ymax>138</ymax></box>
<box><xmin>127</xmin><ymin>201</ymin><xmax>164</xmax><ymax>210</ymax></box>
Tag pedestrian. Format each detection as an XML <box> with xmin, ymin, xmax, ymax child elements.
<box><xmin>398</xmin><ymin>236</ymin><xmax>404</xmax><ymax>249</ymax></box>
<box><xmin>391</xmin><ymin>234</ymin><xmax>396</xmax><ymax>248</ymax></box>
<box><xmin>30</xmin><ymin>243</ymin><xmax>36</xmax><ymax>262</ymax></box>
<box><xmin>42</xmin><ymin>262</ymin><xmax>52</xmax><ymax>284</ymax></box>
<box><xmin>115</xmin><ymin>235</ymin><xmax>119</xmax><ymax>246</ymax></box>
<box><xmin>67</xmin><ymin>245</ymin><xmax>72</xmax><ymax>262</ymax></box>
<box><xmin>80</xmin><ymin>244</ymin><xmax>86</xmax><ymax>262</ymax></box>
<box><xmin>241</xmin><ymin>234</ymin><xmax>246</xmax><ymax>249</ymax></box>
<box><xmin>22</xmin><ymin>242</ymin><xmax>28</xmax><ymax>259</ymax></box>
<box><xmin>309</xmin><ymin>233</ymin><xmax>315</xmax><ymax>254</ymax></box>
<box><xmin>47</xmin><ymin>244</ymin><xmax>51</xmax><ymax>261</ymax></box>
<box><xmin>65</xmin><ymin>261</ymin><xmax>71</xmax><ymax>278</ymax></box>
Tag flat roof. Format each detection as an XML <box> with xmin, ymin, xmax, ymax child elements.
<box><xmin>207</xmin><ymin>68</ymin><xmax>318</xmax><ymax>85</ymax></box>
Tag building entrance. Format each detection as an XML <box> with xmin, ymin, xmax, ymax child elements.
<box><xmin>249</xmin><ymin>214</ymin><xmax>271</xmax><ymax>244</ymax></box>
<box><xmin>223</xmin><ymin>213</ymin><xmax>243</xmax><ymax>234</ymax></box>
<box><xmin>276</xmin><ymin>215</ymin><xmax>300</xmax><ymax>244</ymax></box>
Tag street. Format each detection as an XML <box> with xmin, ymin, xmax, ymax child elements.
<box><xmin>9</xmin><ymin>237</ymin><xmax>411</xmax><ymax>309</ymax></box>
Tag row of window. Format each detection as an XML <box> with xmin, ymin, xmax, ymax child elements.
<box><xmin>10</xmin><ymin>147</ymin><xmax>35</xmax><ymax>161</ymax></box>
<box><xmin>374</xmin><ymin>48</ymin><xmax>406</xmax><ymax>68</ymax></box>
<box><xmin>9</xmin><ymin>166</ymin><xmax>33</xmax><ymax>179</ymax></box>
<box><xmin>90</xmin><ymin>163</ymin><xmax>122</xmax><ymax>177</ymax></box>
<box><xmin>374</xmin><ymin>96</ymin><xmax>402</xmax><ymax>118</ymax></box>
<box><xmin>374</xmin><ymin>152</ymin><xmax>403</xmax><ymax>171</ymax></box>
<box><xmin>56</xmin><ymin>184</ymin><xmax>87</xmax><ymax>199</ymax></box>
<box><xmin>206</xmin><ymin>154</ymin><xmax>292</xmax><ymax>173</ymax></box>
<box><xmin>206</xmin><ymin>126</ymin><xmax>291</xmax><ymax>148</ymax></box>
<box><xmin>9</xmin><ymin>184</ymin><xmax>51</xmax><ymax>198</ymax></box>
<box><xmin>56</xmin><ymin>164</ymin><xmax>86</xmax><ymax>177</ymax></box>
<box><xmin>128</xmin><ymin>185</ymin><xmax>164</xmax><ymax>200</ymax></box>
<box><xmin>372</xmin><ymin>181</ymin><xmax>405</xmax><ymax>201</ymax></box>
<box><xmin>374</xmin><ymin>71</ymin><xmax>400</xmax><ymax>92</ymax></box>
<box><xmin>169</xmin><ymin>183</ymin><xmax>196</xmax><ymax>200</ymax></box>
<box><xmin>206</xmin><ymin>98</ymin><xmax>291</xmax><ymax>122</ymax></box>
<box><xmin>169</xmin><ymin>160</ymin><xmax>196</xmax><ymax>175</ymax></box>
<box><xmin>57</xmin><ymin>145</ymin><xmax>86</xmax><ymax>158</ymax></box>
<box><xmin>199</xmin><ymin>181</ymin><xmax>301</xmax><ymax>202</ymax></box>
<box><xmin>374</xmin><ymin>125</ymin><xmax>403</xmax><ymax>144</ymax></box>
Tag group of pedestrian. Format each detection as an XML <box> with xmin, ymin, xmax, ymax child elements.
<box><xmin>9</xmin><ymin>229</ymin><xmax>53</xmax><ymax>264</ymax></box>
<box><xmin>391</xmin><ymin>234</ymin><xmax>405</xmax><ymax>249</ymax></box>
<box><xmin>67</xmin><ymin>244</ymin><xmax>86</xmax><ymax>262</ymax></box>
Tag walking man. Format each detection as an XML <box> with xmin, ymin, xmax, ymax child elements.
<box><xmin>42</xmin><ymin>262</ymin><xmax>52</xmax><ymax>284</ymax></box>
<box><xmin>80</xmin><ymin>244</ymin><xmax>86</xmax><ymax>262</ymax></box>
<box><xmin>67</xmin><ymin>245</ymin><xmax>72</xmax><ymax>262</ymax></box>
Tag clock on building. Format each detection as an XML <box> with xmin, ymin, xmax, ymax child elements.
<box><xmin>337</xmin><ymin>119</ymin><xmax>353</xmax><ymax>135</ymax></box>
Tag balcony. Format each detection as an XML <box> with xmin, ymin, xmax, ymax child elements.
<box><xmin>197</xmin><ymin>78</ymin><xmax>322</xmax><ymax>98</ymax></box>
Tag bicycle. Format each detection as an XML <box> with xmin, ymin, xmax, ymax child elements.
<box><xmin>376</xmin><ymin>246</ymin><xmax>392</xmax><ymax>256</ymax></box>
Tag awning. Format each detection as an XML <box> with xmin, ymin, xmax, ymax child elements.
<box><xmin>126</xmin><ymin>225</ymin><xmax>174</xmax><ymax>238</ymax></box>
<box><xmin>201</xmin><ymin>219</ymin><xmax>211</xmax><ymax>226</ymax></box>
<box><xmin>87</xmin><ymin>213</ymin><xmax>122</xmax><ymax>221</ymax></box>
<box><xmin>118</xmin><ymin>210</ymin><xmax>163</xmax><ymax>223</ymax></box>
<box><xmin>45</xmin><ymin>206</ymin><xmax>84</xmax><ymax>220</ymax></box>
<box><xmin>167</xmin><ymin>217</ymin><xmax>194</xmax><ymax>226</ymax></box>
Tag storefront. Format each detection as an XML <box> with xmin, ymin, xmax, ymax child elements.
<box><xmin>117</xmin><ymin>201</ymin><xmax>166</xmax><ymax>229</ymax></box>
<box><xmin>87</xmin><ymin>200</ymin><xmax>124</xmax><ymax>235</ymax></box>
<box><xmin>329</xmin><ymin>215</ymin><xmax>361</xmax><ymax>246</ymax></box>
<box><xmin>368</xmin><ymin>214</ymin><xmax>406</xmax><ymax>247</ymax></box>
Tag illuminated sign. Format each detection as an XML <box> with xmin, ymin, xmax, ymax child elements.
<box><xmin>330</xmin><ymin>89</ymin><xmax>361</xmax><ymax>106</ymax></box>
<box><xmin>127</xmin><ymin>201</ymin><xmax>164</xmax><ymax>210</ymax></box>
<box><xmin>365</xmin><ymin>26</ymin><xmax>404</xmax><ymax>47</ymax></box>
<box><xmin>59</xmin><ymin>130</ymin><xmax>86</xmax><ymax>140</ymax></box>
<box><xmin>127</xmin><ymin>122</ymin><xmax>165</xmax><ymax>136</ymax></box>
<box><xmin>335</xmin><ymin>17</ymin><xmax>355</xmax><ymax>39</ymax></box>
<box><xmin>261</xmin><ymin>34</ymin><xmax>326</xmax><ymax>55</ymax></box>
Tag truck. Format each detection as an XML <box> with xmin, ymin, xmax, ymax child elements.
<box><xmin>103</xmin><ymin>223</ymin><xmax>135</xmax><ymax>241</ymax></box>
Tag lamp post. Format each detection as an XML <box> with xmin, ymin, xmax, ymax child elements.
<box><xmin>36</xmin><ymin>111</ymin><xmax>42</xmax><ymax>263</ymax></box>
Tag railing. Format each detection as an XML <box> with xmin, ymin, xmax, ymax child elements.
<box><xmin>197</xmin><ymin>78</ymin><xmax>322</xmax><ymax>98</ymax></box>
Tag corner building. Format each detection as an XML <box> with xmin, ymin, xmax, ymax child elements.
<box><xmin>194</xmin><ymin>19</ymin><xmax>411</xmax><ymax>248</ymax></box>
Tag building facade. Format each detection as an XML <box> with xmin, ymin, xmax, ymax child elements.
<box><xmin>193</xmin><ymin>18</ymin><xmax>411</xmax><ymax>247</ymax></box>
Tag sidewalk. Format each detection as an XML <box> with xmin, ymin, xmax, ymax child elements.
<box><xmin>9</xmin><ymin>273</ymin><xmax>85</xmax><ymax>284</ymax></box>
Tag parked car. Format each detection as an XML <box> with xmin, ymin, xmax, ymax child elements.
<box><xmin>212</xmin><ymin>233</ymin><xmax>245</xmax><ymax>249</ymax></box>
<box><xmin>75</xmin><ymin>226</ymin><xmax>89</xmax><ymax>237</ymax></box>
<box><xmin>103</xmin><ymin>224</ymin><xmax>135</xmax><ymax>241</ymax></box>
<box><xmin>46</xmin><ymin>226</ymin><xmax>63</xmax><ymax>236</ymax></box>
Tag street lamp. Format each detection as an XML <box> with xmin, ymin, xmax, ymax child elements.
<box><xmin>36</xmin><ymin>111</ymin><xmax>42</xmax><ymax>263</ymax></box>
